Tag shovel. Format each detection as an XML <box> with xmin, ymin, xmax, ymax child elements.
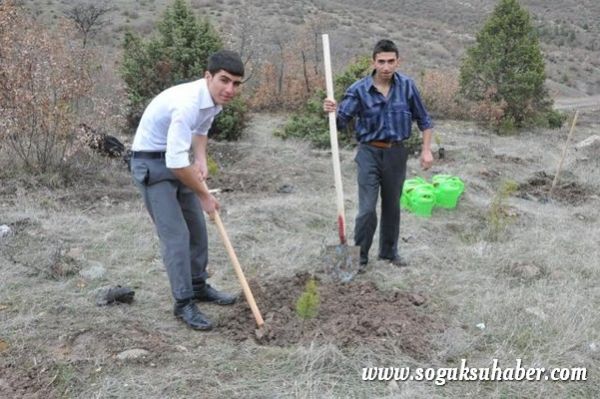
<box><xmin>201</xmin><ymin>181</ymin><xmax>264</xmax><ymax>328</ymax></box>
<box><xmin>322</xmin><ymin>34</ymin><xmax>361</xmax><ymax>282</ymax></box>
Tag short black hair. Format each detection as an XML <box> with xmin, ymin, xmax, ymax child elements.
<box><xmin>207</xmin><ymin>50</ymin><xmax>244</xmax><ymax>77</ymax></box>
<box><xmin>372</xmin><ymin>39</ymin><xmax>399</xmax><ymax>59</ymax></box>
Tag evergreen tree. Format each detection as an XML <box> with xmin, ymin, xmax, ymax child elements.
<box><xmin>120</xmin><ymin>0</ymin><xmax>246</xmax><ymax>139</ymax></box>
<box><xmin>459</xmin><ymin>0</ymin><xmax>555</xmax><ymax>129</ymax></box>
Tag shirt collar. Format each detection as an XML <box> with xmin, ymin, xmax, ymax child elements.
<box><xmin>198</xmin><ymin>78</ymin><xmax>222</xmax><ymax>111</ymax></box>
<box><xmin>366</xmin><ymin>70</ymin><xmax>398</xmax><ymax>92</ymax></box>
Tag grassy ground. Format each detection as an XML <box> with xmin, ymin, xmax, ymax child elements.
<box><xmin>1</xmin><ymin>112</ymin><xmax>599</xmax><ymax>398</ymax></box>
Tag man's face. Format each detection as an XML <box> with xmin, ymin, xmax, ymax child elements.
<box><xmin>205</xmin><ymin>70</ymin><xmax>243</xmax><ymax>105</ymax></box>
<box><xmin>372</xmin><ymin>52</ymin><xmax>399</xmax><ymax>80</ymax></box>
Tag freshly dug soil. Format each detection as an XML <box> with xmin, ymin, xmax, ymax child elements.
<box><xmin>219</xmin><ymin>273</ymin><xmax>442</xmax><ymax>359</ymax></box>
<box><xmin>518</xmin><ymin>171</ymin><xmax>592</xmax><ymax>205</ymax></box>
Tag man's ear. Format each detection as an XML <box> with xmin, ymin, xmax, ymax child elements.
<box><xmin>204</xmin><ymin>71</ymin><xmax>211</xmax><ymax>79</ymax></box>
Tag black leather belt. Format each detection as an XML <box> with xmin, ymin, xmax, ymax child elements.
<box><xmin>131</xmin><ymin>151</ymin><xmax>166</xmax><ymax>159</ymax></box>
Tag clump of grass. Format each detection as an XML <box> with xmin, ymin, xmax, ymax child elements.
<box><xmin>295</xmin><ymin>277</ymin><xmax>320</xmax><ymax>320</ymax></box>
<box><xmin>486</xmin><ymin>179</ymin><xmax>518</xmax><ymax>241</ymax></box>
<box><xmin>48</xmin><ymin>246</ymin><xmax>80</xmax><ymax>280</ymax></box>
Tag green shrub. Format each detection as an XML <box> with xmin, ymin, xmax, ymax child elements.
<box><xmin>209</xmin><ymin>97</ymin><xmax>248</xmax><ymax>141</ymax></box>
<box><xmin>278</xmin><ymin>57</ymin><xmax>371</xmax><ymax>148</ymax></box>
<box><xmin>120</xmin><ymin>0</ymin><xmax>247</xmax><ymax>140</ymax></box>
<box><xmin>275</xmin><ymin>112</ymin><xmax>330</xmax><ymax>148</ymax></box>
<box><xmin>545</xmin><ymin>110</ymin><xmax>567</xmax><ymax>129</ymax></box>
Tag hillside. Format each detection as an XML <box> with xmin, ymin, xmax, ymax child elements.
<box><xmin>24</xmin><ymin>0</ymin><xmax>600</xmax><ymax>96</ymax></box>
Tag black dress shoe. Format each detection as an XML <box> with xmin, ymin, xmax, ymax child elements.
<box><xmin>193</xmin><ymin>283</ymin><xmax>237</xmax><ymax>305</ymax></box>
<box><xmin>379</xmin><ymin>255</ymin><xmax>408</xmax><ymax>267</ymax></box>
<box><xmin>358</xmin><ymin>259</ymin><xmax>368</xmax><ymax>274</ymax></box>
<box><xmin>173</xmin><ymin>301</ymin><xmax>213</xmax><ymax>330</ymax></box>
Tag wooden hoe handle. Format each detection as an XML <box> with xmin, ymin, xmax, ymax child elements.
<box><xmin>202</xmin><ymin>182</ymin><xmax>264</xmax><ymax>327</ymax></box>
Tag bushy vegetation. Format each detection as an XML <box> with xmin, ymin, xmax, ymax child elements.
<box><xmin>276</xmin><ymin>57</ymin><xmax>372</xmax><ymax>148</ymax></box>
<box><xmin>0</xmin><ymin>2</ymin><xmax>93</xmax><ymax>173</ymax></box>
<box><xmin>120</xmin><ymin>0</ymin><xmax>247</xmax><ymax>140</ymax></box>
<box><xmin>418</xmin><ymin>69</ymin><xmax>469</xmax><ymax>120</ymax></box>
<box><xmin>459</xmin><ymin>0</ymin><xmax>564</xmax><ymax>133</ymax></box>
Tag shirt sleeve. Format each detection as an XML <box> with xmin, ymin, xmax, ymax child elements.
<box><xmin>165</xmin><ymin>106</ymin><xmax>195</xmax><ymax>168</ymax></box>
<box><xmin>336</xmin><ymin>87</ymin><xmax>361</xmax><ymax>130</ymax></box>
<box><xmin>195</xmin><ymin>112</ymin><xmax>218</xmax><ymax>136</ymax></box>
<box><xmin>408</xmin><ymin>81</ymin><xmax>434</xmax><ymax>131</ymax></box>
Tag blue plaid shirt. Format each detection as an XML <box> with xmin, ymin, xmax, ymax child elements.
<box><xmin>336</xmin><ymin>72</ymin><xmax>433</xmax><ymax>143</ymax></box>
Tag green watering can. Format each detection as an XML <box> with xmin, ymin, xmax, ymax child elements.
<box><xmin>432</xmin><ymin>175</ymin><xmax>465</xmax><ymax>209</ymax></box>
<box><xmin>400</xmin><ymin>175</ymin><xmax>465</xmax><ymax>217</ymax></box>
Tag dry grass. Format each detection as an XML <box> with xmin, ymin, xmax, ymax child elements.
<box><xmin>1</xmin><ymin>112</ymin><xmax>599</xmax><ymax>397</ymax></box>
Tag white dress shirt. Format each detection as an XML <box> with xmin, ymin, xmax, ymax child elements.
<box><xmin>132</xmin><ymin>78</ymin><xmax>222</xmax><ymax>168</ymax></box>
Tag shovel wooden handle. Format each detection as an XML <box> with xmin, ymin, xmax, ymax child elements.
<box><xmin>322</xmin><ymin>33</ymin><xmax>347</xmax><ymax>245</ymax></box>
<box><xmin>201</xmin><ymin>182</ymin><xmax>264</xmax><ymax>327</ymax></box>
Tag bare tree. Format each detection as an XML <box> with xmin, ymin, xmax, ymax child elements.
<box><xmin>273</xmin><ymin>33</ymin><xmax>287</xmax><ymax>97</ymax></box>
<box><xmin>223</xmin><ymin>7</ymin><xmax>262</xmax><ymax>83</ymax></box>
<box><xmin>305</xmin><ymin>13</ymin><xmax>330</xmax><ymax>76</ymax></box>
<box><xmin>64</xmin><ymin>2</ymin><xmax>112</xmax><ymax>47</ymax></box>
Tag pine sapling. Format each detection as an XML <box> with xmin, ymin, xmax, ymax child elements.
<box><xmin>295</xmin><ymin>277</ymin><xmax>320</xmax><ymax>321</ymax></box>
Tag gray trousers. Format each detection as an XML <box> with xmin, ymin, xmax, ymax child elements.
<box><xmin>354</xmin><ymin>144</ymin><xmax>408</xmax><ymax>263</ymax></box>
<box><xmin>131</xmin><ymin>158</ymin><xmax>208</xmax><ymax>301</ymax></box>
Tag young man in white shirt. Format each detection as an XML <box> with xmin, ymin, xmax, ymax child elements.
<box><xmin>130</xmin><ymin>50</ymin><xmax>243</xmax><ymax>330</ymax></box>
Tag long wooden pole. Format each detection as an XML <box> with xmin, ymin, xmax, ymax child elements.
<box><xmin>201</xmin><ymin>182</ymin><xmax>264</xmax><ymax>327</ymax></box>
<box><xmin>550</xmin><ymin>110</ymin><xmax>579</xmax><ymax>197</ymax></box>
<box><xmin>322</xmin><ymin>33</ymin><xmax>347</xmax><ymax>245</ymax></box>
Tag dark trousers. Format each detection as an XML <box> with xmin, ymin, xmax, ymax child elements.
<box><xmin>130</xmin><ymin>158</ymin><xmax>209</xmax><ymax>301</ymax></box>
<box><xmin>354</xmin><ymin>144</ymin><xmax>408</xmax><ymax>263</ymax></box>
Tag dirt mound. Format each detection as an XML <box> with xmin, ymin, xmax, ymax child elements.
<box><xmin>219</xmin><ymin>273</ymin><xmax>442</xmax><ymax>359</ymax></box>
<box><xmin>518</xmin><ymin>171</ymin><xmax>591</xmax><ymax>205</ymax></box>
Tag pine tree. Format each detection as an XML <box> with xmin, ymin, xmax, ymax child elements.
<box><xmin>460</xmin><ymin>0</ymin><xmax>553</xmax><ymax>130</ymax></box>
<box><xmin>120</xmin><ymin>0</ymin><xmax>246</xmax><ymax>139</ymax></box>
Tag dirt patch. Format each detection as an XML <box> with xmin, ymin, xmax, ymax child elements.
<box><xmin>219</xmin><ymin>273</ymin><xmax>443</xmax><ymax>359</ymax></box>
<box><xmin>517</xmin><ymin>171</ymin><xmax>592</xmax><ymax>205</ymax></box>
<box><xmin>207</xmin><ymin>143</ymin><xmax>275</xmax><ymax>193</ymax></box>
<box><xmin>494</xmin><ymin>153</ymin><xmax>531</xmax><ymax>165</ymax></box>
<box><xmin>208</xmin><ymin>171</ymin><xmax>274</xmax><ymax>194</ymax></box>
<box><xmin>50</xmin><ymin>322</ymin><xmax>170</xmax><ymax>363</ymax></box>
<box><xmin>0</xmin><ymin>363</ymin><xmax>57</xmax><ymax>399</ymax></box>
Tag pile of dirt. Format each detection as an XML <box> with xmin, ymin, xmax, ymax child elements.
<box><xmin>219</xmin><ymin>273</ymin><xmax>442</xmax><ymax>359</ymax></box>
<box><xmin>518</xmin><ymin>171</ymin><xmax>591</xmax><ymax>205</ymax></box>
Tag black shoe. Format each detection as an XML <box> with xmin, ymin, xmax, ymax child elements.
<box><xmin>358</xmin><ymin>259</ymin><xmax>368</xmax><ymax>274</ymax></box>
<box><xmin>173</xmin><ymin>301</ymin><xmax>213</xmax><ymax>330</ymax></box>
<box><xmin>193</xmin><ymin>283</ymin><xmax>237</xmax><ymax>305</ymax></box>
<box><xmin>379</xmin><ymin>256</ymin><xmax>408</xmax><ymax>267</ymax></box>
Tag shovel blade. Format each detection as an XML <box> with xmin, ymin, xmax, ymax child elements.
<box><xmin>324</xmin><ymin>244</ymin><xmax>361</xmax><ymax>283</ymax></box>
